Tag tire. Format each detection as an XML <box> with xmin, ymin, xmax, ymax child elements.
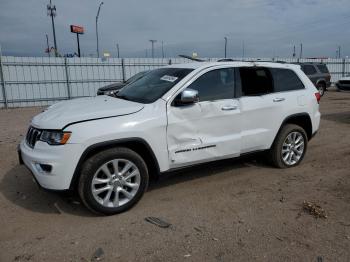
<box><xmin>317</xmin><ymin>82</ymin><xmax>326</xmax><ymax>96</ymax></box>
<box><xmin>269</xmin><ymin>124</ymin><xmax>308</xmax><ymax>168</ymax></box>
<box><xmin>78</xmin><ymin>147</ymin><xmax>149</xmax><ymax>215</ymax></box>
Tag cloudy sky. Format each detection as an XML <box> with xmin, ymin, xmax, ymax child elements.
<box><xmin>0</xmin><ymin>0</ymin><xmax>349</xmax><ymax>58</ymax></box>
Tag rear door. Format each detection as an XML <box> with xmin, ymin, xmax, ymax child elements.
<box><xmin>166</xmin><ymin>67</ymin><xmax>241</xmax><ymax>168</ymax></box>
<box><xmin>301</xmin><ymin>64</ymin><xmax>318</xmax><ymax>85</ymax></box>
<box><xmin>237</xmin><ymin>66</ymin><xmax>282</xmax><ymax>152</ymax></box>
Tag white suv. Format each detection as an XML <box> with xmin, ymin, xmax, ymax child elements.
<box><xmin>19</xmin><ymin>62</ymin><xmax>321</xmax><ymax>215</ymax></box>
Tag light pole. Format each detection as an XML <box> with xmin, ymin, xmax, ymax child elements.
<box><xmin>96</xmin><ymin>2</ymin><xmax>104</xmax><ymax>58</ymax></box>
<box><xmin>224</xmin><ymin>37</ymin><xmax>227</xmax><ymax>58</ymax></box>
<box><xmin>149</xmin><ymin>40</ymin><xmax>157</xmax><ymax>58</ymax></box>
<box><xmin>47</xmin><ymin>0</ymin><xmax>58</xmax><ymax>57</ymax></box>
<box><xmin>45</xmin><ymin>34</ymin><xmax>50</xmax><ymax>57</ymax></box>
<box><xmin>161</xmin><ymin>41</ymin><xmax>164</xmax><ymax>58</ymax></box>
<box><xmin>116</xmin><ymin>43</ymin><xmax>120</xmax><ymax>58</ymax></box>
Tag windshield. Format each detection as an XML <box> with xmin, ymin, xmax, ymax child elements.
<box><xmin>117</xmin><ymin>68</ymin><xmax>193</xmax><ymax>103</ymax></box>
<box><xmin>125</xmin><ymin>71</ymin><xmax>148</xmax><ymax>84</ymax></box>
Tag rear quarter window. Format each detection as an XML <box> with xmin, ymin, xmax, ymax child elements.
<box><xmin>301</xmin><ymin>65</ymin><xmax>317</xmax><ymax>75</ymax></box>
<box><xmin>270</xmin><ymin>68</ymin><xmax>305</xmax><ymax>92</ymax></box>
<box><xmin>316</xmin><ymin>64</ymin><xmax>329</xmax><ymax>74</ymax></box>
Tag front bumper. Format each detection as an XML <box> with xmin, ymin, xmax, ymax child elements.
<box><xmin>336</xmin><ymin>82</ymin><xmax>350</xmax><ymax>91</ymax></box>
<box><xmin>19</xmin><ymin>140</ymin><xmax>83</xmax><ymax>190</ymax></box>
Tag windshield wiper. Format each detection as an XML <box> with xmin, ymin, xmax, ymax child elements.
<box><xmin>115</xmin><ymin>94</ymin><xmax>132</xmax><ymax>101</ymax></box>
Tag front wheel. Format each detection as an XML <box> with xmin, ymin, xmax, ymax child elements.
<box><xmin>78</xmin><ymin>147</ymin><xmax>149</xmax><ymax>215</ymax></box>
<box><xmin>269</xmin><ymin>124</ymin><xmax>308</xmax><ymax>168</ymax></box>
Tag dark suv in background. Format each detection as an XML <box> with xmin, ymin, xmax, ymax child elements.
<box><xmin>97</xmin><ymin>71</ymin><xmax>149</xmax><ymax>96</ymax></box>
<box><xmin>298</xmin><ymin>63</ymin><xmax>331</xmax><ymax>96</ymax></box>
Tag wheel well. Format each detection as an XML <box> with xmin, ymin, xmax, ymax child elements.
<box><xmin>282</xmin><ymin>114</ymin><xmax>313</xmax><ymax>140</ymax></box>
<box><xmin>70</xmin><ymin>139</ymin><xmax>160</xmax><ymax>190</ymax></box>
<box><xmin>317</xmin><ymin>80</ymin><xmax>326</xmax><ymax>87</ymax></box>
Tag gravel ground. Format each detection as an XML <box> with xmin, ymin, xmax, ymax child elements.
<box><xmin>0</xmin><ymin>90</ymin><xmax>350</xmax><ymax>262</ymax></box>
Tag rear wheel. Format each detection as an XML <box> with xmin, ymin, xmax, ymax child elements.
<box><xmin>317</xmin><ymin>82</ymin><xmax>326</xmax><ymax>96</ymax></box>
<box><xmin>78</xmin><ymin>147</ymin><xmax>149</xmax><ymax>215</ymax></box>
<box><xmin>269</xmin><ymin>124</ymin><xmax>308</xmax><ymax>168</ymax></box>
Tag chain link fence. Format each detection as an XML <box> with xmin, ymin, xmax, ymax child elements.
<box><xmin>1</xmin><ymin>56</ymin><xmax>349</xmax><ymax>108</ymax></box>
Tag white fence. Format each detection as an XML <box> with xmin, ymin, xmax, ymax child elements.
<box><xmin>0</xmin><ymin>56</ymin><xmax>349</xmax><ymax>108</ymax></box>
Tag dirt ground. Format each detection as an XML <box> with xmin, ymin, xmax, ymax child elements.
<box><xmin>0</xmin><ymin>90</ymin><xmax>350</xmax><ymax>262</ymax></box>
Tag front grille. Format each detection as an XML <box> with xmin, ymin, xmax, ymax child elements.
<box><xmin>26</xmin><ymin>126</ymin><xmax>42</xmax><ymax>148</ymax></box>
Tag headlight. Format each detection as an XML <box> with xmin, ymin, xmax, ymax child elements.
<box><xmin>105</xmin><ymin>90</ymin><xmax>116</xmax><ymax>96</ymax></box>
<box><xmin>40</xmin><ymin>130</ymin><xmax>71</xmax><ymax>145</ymax></box>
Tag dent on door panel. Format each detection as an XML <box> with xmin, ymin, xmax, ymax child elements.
<box><xmin>167</xmin><ymin>101</ymin><xmax>240</xmax><ymax>167</ymax></box>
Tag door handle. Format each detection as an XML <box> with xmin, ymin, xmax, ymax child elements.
<box><xmin>273</xmin><ymin>98</ymin><xmax>285</xmax><ymax>102</ymax></box>
<box><xmin>221</xmin><ymin>105</ymin><xmax>238</xmax><ymax>111</ymax></box>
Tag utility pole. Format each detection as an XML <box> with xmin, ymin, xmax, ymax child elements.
<box><xmin>293</xmin><ymin>45</ymin><xmax>296</xmax><ymax>58</ymax></box>
<box><xmin>149</xmin><ymin>40</ymin><xmax>157</xmax><ymax>58</ymax></box>
<box><xmin>45</xmin><ymin>34</ymin><xmax>50</xmax><ymax>57</ymax></box>
<box><xmin>116</xmin><ymin>43</ymin><xmax>120</xmax><ymax>58</ymax></box>
<box><xmin>299</xmin><ymin>43</ymin><xmax>303</xmax><ymax>59</ymax></box>
<box><xmin>47</xmin><ymin>0</ymin><xmax>58</xmax><ymax>57</ymax></box>
<box><xmin>224</xmin><ymin>37</ymin><xmax>227</xmax><ymax>58</ymax></box>
<box><xmin>161</xmin><ymin>41</ymin><xmax>164</xmax><ymax>58</ymax></box>
<box><xmin>338</xmin><ymin>46</ymin><xmax>341</xmax><ymax>58</ymax></box>
<box><xmin>95</xmin><ymin>2</ymin><xmax>104</xmax><ymax>58</ymax></box>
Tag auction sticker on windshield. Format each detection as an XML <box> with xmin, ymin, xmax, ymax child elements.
<box><xmin>161</xmin><ymin>75</ymin><xmax>178</xmax><ymax>82</ymax></box>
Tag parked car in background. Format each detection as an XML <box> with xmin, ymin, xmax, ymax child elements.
<box><xmin>97</xmin><ymin>71</ymin><xmax>149</xmax><ymax>96</ymax></box>
<box><xmin>19</xmin><ymin>61</ymin><xmax>320</xmax><ymax>215</ymax></box>
<box><xmin>335</xmin><ymin>75</ymin><xmax>350</xmax><ymax>91</ymax></box>
<box><xmin>298</xmin><ymin>63</ymin><xmax>331</xmax><ymax>96</ymax></box>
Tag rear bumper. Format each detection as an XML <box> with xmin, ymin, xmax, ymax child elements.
<box><xmin>19</xmin><ymin>140</ymin><xmax>83</xmax><ymax>190</ymax></box>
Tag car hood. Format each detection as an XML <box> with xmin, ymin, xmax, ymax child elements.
<box><xmin>31</xmin><ymin>96</ymin><xmax>144</xmax><ymax>129</ymax></box>
<box><xmin>98</xmin><ymin>82</ymin><xmax>125</xmax><ymax>91</ymax></box>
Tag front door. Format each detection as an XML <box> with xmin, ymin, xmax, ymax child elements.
<box><xmin>166</xmin><ymin>67</ymin><xmax>241</xmax><ymax>168</ymax></box>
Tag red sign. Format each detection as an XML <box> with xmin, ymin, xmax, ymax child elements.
<box><xmin>70</xmin><ymin>25</ymin><xmax>84</xmax><ymax>34</ymax></box>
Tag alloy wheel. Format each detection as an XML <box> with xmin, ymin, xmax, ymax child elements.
<box><xmin>281</xmin><ymin>131</ymin><xmax>305</xmax><ymax>166</ymax></box>
<box><xmin>91</xmin><ymin>159</ymin><xmax>141</xmax><ymax>208</ymax></box>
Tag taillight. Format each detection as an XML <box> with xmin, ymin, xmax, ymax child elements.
<box><xmin>315</xmin><ymin>92</ymin><xmax>321</xmax><ymax>103</ymax></box>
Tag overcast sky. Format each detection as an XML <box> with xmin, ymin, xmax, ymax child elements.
<box><xmin>0</xmin><ymin>0</ymin><xmax>349</xmax><ymax>58</ymax></box>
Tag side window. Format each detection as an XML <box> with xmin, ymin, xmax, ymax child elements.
<box><xmin>302</xmin><ymin>65</ymin><xmax>317</xmax><ymax>75</ymax></box>
<box><xmin>187</xmin><ymin>68</ymin><xmax>235</xmax><ymax>101</ymax></box>
<box><xmin>316</xmin><ymin>64</ymin><xmax>329</xmax><ymax>74</ymax></box>
<box><xmin>239</xmin><ymin>67</ymin><xmax>273</xmax><ymax>96</ymax></box>
<box><xmin>270</xmin><ymin>68</ymin><xmax>305</xmax><ymax>92</ymax></box>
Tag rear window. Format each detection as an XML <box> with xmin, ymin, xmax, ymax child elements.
<box><xmin>302</xmin><ymin>65</ymin><xmax>317</xmax><ymax>75</ymax></box>
<box><xmin>316</xmin><ymin>64</ymin><xmax>329</xmax><ymax>74</ymax></box>
<box><xmin>270</xmin><ymin>68</ymin><xmax>304</xmax><ymax>92</ymax></box>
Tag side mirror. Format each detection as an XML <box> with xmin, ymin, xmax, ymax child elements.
<box><xmin>174</xmin><ymin>88</ymin><xmax>199</xmax><ymax>106</ymax></box>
